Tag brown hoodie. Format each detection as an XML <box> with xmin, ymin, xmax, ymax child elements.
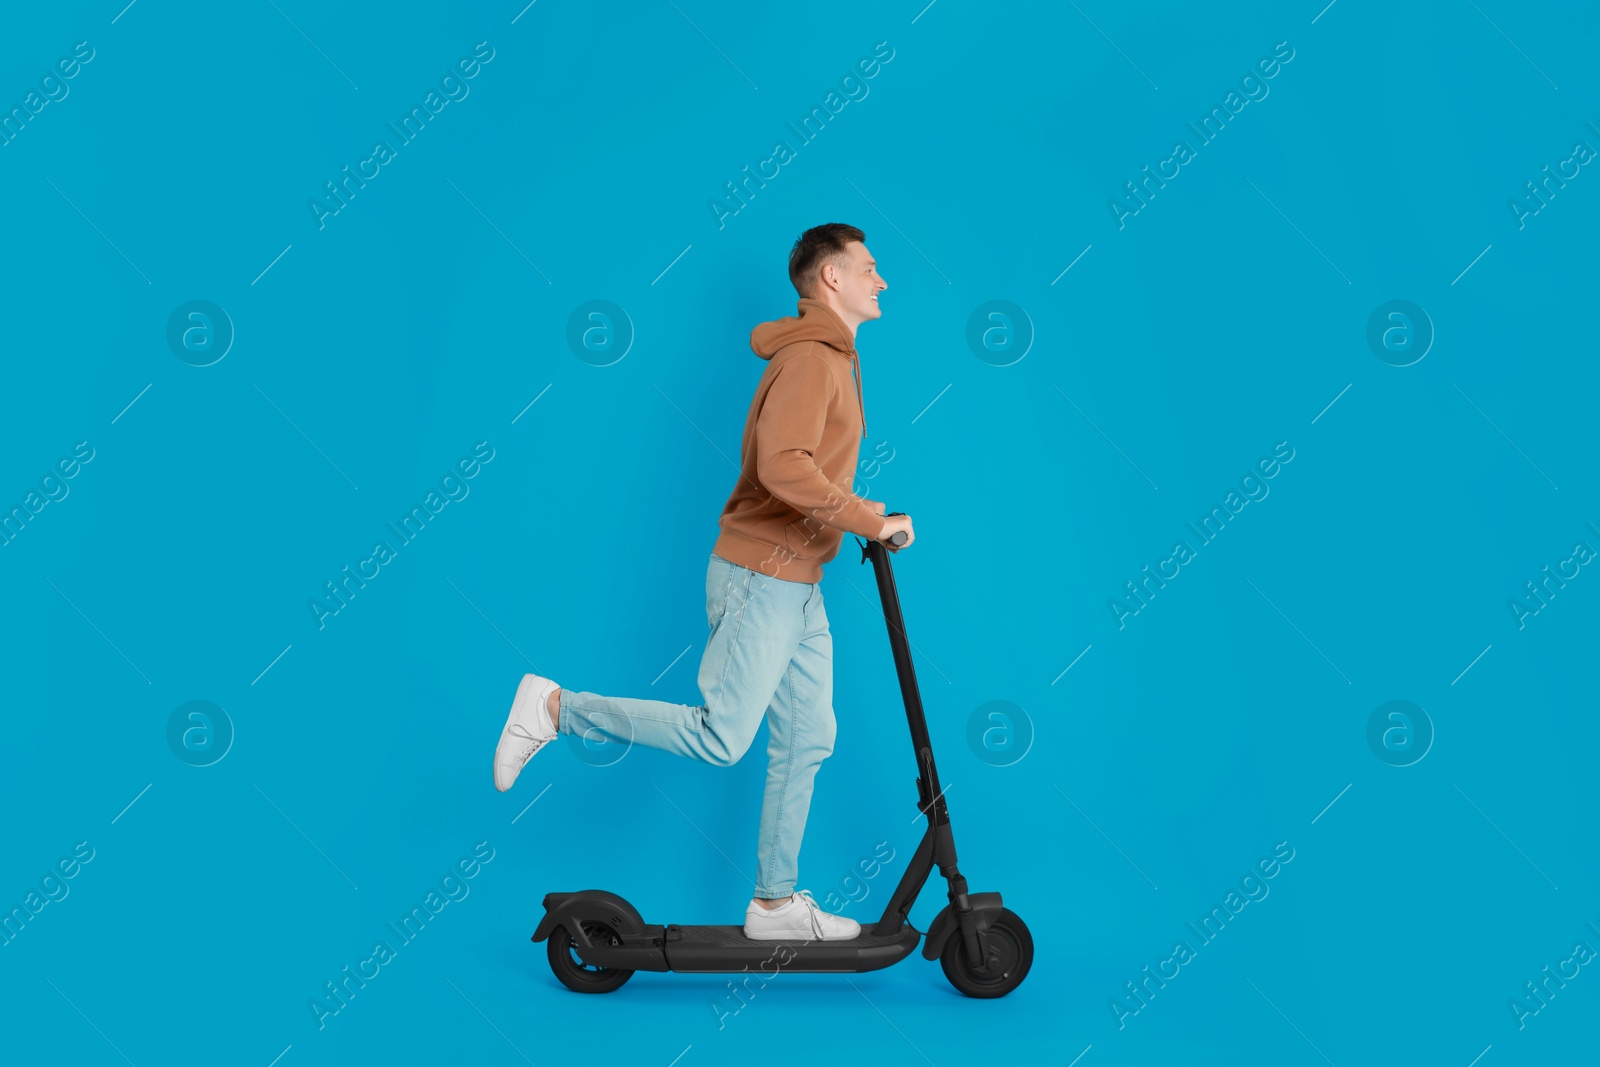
<box><xmin>711</xmin><ymin>298</ymin><xmax>882</xmax><ymax>584</ymax></box>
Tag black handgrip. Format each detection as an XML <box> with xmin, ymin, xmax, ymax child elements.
<box><xmin>885</xmin><ymin>510</ymin><xmax>909</xmax><ymax>547</ymax></box>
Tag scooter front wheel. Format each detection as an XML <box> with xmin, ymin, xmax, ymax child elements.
<box><xmin>939</xmin><ymin>908</ymin><xmax>1033</xmax><ymax>998</ymax></box>
<box><xmin>548</xmin><ymin>920</ymin><xmax>635</xmax><ymax>993</ymax></box>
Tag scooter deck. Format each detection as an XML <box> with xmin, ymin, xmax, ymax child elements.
<box><xmin>659</xmin><ymin>922</ymin><xmax>921</xmax><ymax>973</ymax></box>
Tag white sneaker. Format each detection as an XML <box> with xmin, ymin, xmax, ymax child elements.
<box><xmin>493</xmin><ymin>673</ymin><xmax>559</xmax><ymax>792</ymax></box>
<box><xmin>742</xmin><ymin>889</ymin><xmax>861</xmax><ymax>941</ymax></box>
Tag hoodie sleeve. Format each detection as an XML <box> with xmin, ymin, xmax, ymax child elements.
<box><xmin>755</xmin><ymin>355</ymin><xmax>883</xmax><ymax>539</ymax></box>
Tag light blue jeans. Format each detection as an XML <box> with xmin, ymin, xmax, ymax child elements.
<box><xmin>556</xmin><ymin>552</ymin><xmax>836</xmax><ymax>899</ymax></box>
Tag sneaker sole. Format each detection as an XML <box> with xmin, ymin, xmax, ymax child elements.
<box><xmin>493</xmin><ymin>674</ymin><xmax>557</xmax><ymax>792</ymax></box>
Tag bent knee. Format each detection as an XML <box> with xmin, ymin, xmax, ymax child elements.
<box><xmin>705</xmin><ymin>735</ymin><xmax>754</xmax><ymax>768</ymax></box>
<box><xmin>702</xmin><ymin>722</ymin><xmax>759</xmax><ymax>767</ymax></box>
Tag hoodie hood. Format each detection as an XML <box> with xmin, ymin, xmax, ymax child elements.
<box><xmin>749</xmin><ymin>297</ymin><xmax>856</xmax><ymax>360</ymax></box>
<box><xmin>749</xmin><ymin>298</ymin><xmax>866</xmax><ymax>438</ymax></box>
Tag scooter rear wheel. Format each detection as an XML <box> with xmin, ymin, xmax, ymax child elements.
<box><xmin>939</xmin><ymin>908</ymin><xmax>1033</xmax><ymax>998</ymax></box>
<box><xmin>548</xmin><ymin>920</ymin><xmax>635</xmax><ymax>993</ymax></box>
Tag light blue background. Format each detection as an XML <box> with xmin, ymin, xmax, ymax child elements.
<box><xmin>1</xmin><ymin>1</ymin><xmax>1595</xmax><ymax>1064</ymax></box>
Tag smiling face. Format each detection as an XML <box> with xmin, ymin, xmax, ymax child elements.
<box><xmin>819</xmin><ymin>240</ymin><xmax>887</xmax><ymax>332</ymax></box>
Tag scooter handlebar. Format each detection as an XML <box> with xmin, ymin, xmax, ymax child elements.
<box><xmin>884</xmin><ymin>510</ymin><xmax>909</xmax><ymax>547</ymax></box>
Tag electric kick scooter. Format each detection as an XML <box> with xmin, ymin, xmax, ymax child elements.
<box><xmin>531</xmin><ymin>517</ymin><xmax>1034</xmax><ymax>997</ymax></box>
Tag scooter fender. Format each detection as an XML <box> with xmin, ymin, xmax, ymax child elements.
<box><xmin>531</xmin><ymin>890</ymin><xmax>647</xmax><ymax>949</ymax></box>
<box><xmin>921</xmin><ymin>891</ymin><xmax>1005</xmax><ymax>960</ymax></box>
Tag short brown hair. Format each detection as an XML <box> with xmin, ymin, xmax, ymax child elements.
<box><xmin>788</xmin><ymin>223</ymin><xmax>865</xmax><ymax>298</ymax></box>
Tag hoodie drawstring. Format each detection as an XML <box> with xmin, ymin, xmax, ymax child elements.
<box><xmin>850</xmin><ymin>353</ymin><xmax>866</xmax><ymax>439</ymax></box>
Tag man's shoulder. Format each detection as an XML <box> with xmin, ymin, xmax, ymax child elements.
<box><xmin>760</xmin><ymin>347</ymin><xmax>839</xmax><ymax>402</ymax></box>
<box><xmin>764</xmin><ymin>341</ymin><xmax>839</xmax><ymax>375</ymax></box>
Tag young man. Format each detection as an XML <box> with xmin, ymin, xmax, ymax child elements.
<box><xmin>492</xmin><ymin>223</ymin><xmax>914</xmax><ymax>942</ymax></box>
